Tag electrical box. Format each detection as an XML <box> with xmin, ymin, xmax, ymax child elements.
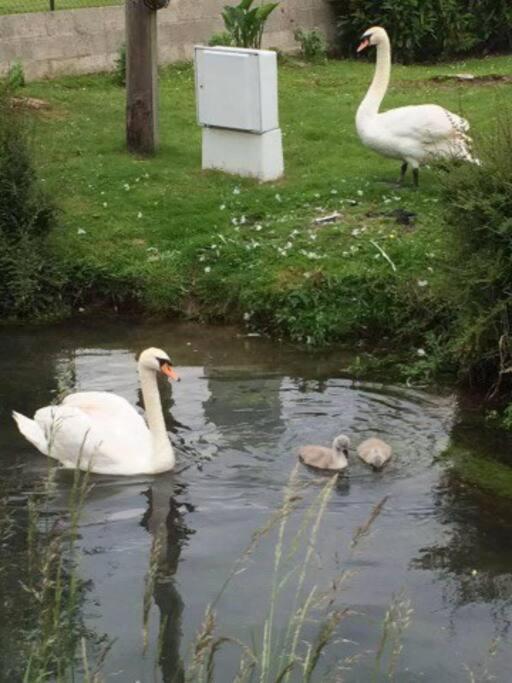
<box><xmin>195</xmin><ymin>46</ymin><xmax>279</xmax><ymax>134</ymax></box>
<box><xmin>194</xmin><ymin>45</ymin><xmax>284</xmax><ymax>181</ymax></box>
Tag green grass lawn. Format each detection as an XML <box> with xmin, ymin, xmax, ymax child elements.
<box><xmin>0</xmin><ymin>0</ymin><xmax>120</xmax><ymax>15</ymax></box>
<box><xmin>22</xmin><ymin>54</ymin><xmax>512</xmax><ymax>351</ymax></box>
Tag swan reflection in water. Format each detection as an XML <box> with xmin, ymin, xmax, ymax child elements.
<box><xmin>141</xmin><ymin>481</ymin><xmax>195</xmax><ymax>683</ymax></box>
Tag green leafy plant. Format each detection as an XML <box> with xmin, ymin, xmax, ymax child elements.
<box><xmin>208</xmin><ymin>31</ymin><xmax>235</xmax><ymax>47</ymax></box>
<box><xmin>329</xmin><ymin>0</ymin><xmax>493</xmax><ymax>63</ymax></box>
<box><xmin>439</xmin><ymin>110</ymin><xmax>512</xmax><ymax>392</ymax></box>
<box><xmin>112</xmin><ymin>43</ymin><xmax>126</xmax><ymax>87</ymax></box>
<box><xmin>221</xmin><ymin>0</ymin><xmax>279</xmax><ymax>49</ymax></box>
<box><xmin>7</xmin><ymin>60</ymin><xmax>25</xmax><ymax>89</ymax></box>
<box><xmin>294</xmin><ymin>27</ymin><xmax>327</xmax><ymax>61</ymax></box>
<box><xmin>0</xmin><ymin>88</ymin><xmax>61</xmax><ymax>319</ymax></box>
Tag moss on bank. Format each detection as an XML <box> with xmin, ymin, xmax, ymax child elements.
<box><xmin>441</xmin><ymin>444</ymin><xmax>512</xmax><ymax>500</ymax></box>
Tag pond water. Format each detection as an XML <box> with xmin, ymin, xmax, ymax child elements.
<box><xmin>0</xmin><ymin>318</ymin><xmax>511</xmax><ymax>682</ymax></box>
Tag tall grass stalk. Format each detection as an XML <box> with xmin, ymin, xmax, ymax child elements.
<box><xmin>373</xmin><ymin>589</ymin><xmax>414</xmax><ymax>682</ymax></box>
<box><xmin>21</xmin><ymin>432</ymin><xmax>96</xmax><ymax>682</ymax></box>
<box><xmin>186</xmin><ymin>470</ymin><xmax>390</xmax><ymax>682</ymax></box>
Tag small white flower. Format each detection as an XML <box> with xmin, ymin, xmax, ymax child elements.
<box><xmin>77</xmin><ymin>228</ymin><xmax>87</xmax><ymax>235</ymax></box>
<box><xmin>357</xmin><ymin>189</ymin><xmax>364</xmax><ymax>196</ymax></box>
<box><xmin>243</xmin><ymin>312</ymin><xmax>252</xmax><ymax>321</ymax></box>
<box><xmin>137</xmin><ymin>211</ymin><xmax>143</xmax><ymax>219</ymax></box>
<box><xmin>102</xmin><ymin>202</ymin><xmax>108</xmax><ymax>208</ymax></box>
<box><xmin>240</xmin><ymin>215</ymin><xmax>247</xmax><ymax>224</ymax></box>
<box><xmin>351</xmin><ymin>228</ymin><xmax>360</xmax><ymax>237</ymax></box>
<box><xmin>199</xmin><ymin>254</ymin><xmax>206</xmax><ymax>262</ymax></box>
<box><xmin>100</xmin><ymin>191</ymin><xmax>105</xmax><ymax>195</ymax></box>
<box><xmin>417</xmin><ymin>348</ymin><xmax>427</xmax><ymax>357</ymax></box>
<box><xmin>220</xmin><ymin>204</ymin><xmax>226</xmax><ymax>210</ymax></box>
<box><xmin>284</xmin><ymin>241</ymin><xmax>293</xmax><ymax>250</ymax></box>
<box><xmin>231</xmin><ymin>217</ymin><xmax>238</xmax><ymax>225</ymax></box>
<box><xmin>417</xmin><ymin>280</ymin><xmax>428</xmax><ymax>287</ymax></box>
<box><xmin>144</xmin><ymin>172</ymin><xmax>149</xmax><ymax>179</ymax></box>
<box><xmin>204</xmin><ymin>266</ymin><xmax>211</xmax><ymax>273</ymax></box>
<box><xmin>330</xmin><ymin>189</ymin><xmax>338</xmax><ymax>195</ymax></box>
<box><xmin>233</xmin><ymin>186</ymin><xmax>241</xmax><ymax>195</ymax></box>
<box><xmin>255</xmin><ymin>224</ymin><xmax>263</xmax><ymax>231</ymax></box>
<box><xmin>275</xmin><ymin>193</ymin><xmax>282</xmax><ymax>202</ymax></box>
<box><xmin>124</xmin><ymin>183</ymin><xmax>130</xmax><ymax>191</ymax></box>
<box><xmin>471</xmin><ymin>569</ymin><xmax>478</xmax><ymax>576</ymax></box>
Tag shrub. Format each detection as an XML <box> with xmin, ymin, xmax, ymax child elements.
<box><xmin>221</xmin><ymin>0</ymin><xmax>279</xmax><ymax>49</ymax></box>
<box><xmin>0</xmin><ymin>89</ymin><xmax>62</xmax><ymax>319</ymax></box>
<box><xmin>113</xmin><ymin>43</ymin><xmax>126</xmax><ymax>87</ymax></box>
<box><xmin>208</xmin><ymin>31</ymin><xmax>234</xmax><ymax>47</ymax></box>
<box><xmin>329</xmin><ymin>0</ymin><xmax>509</xmax><ymax>63</ymax></box>
<box><xmin>294</xmin><ymin>27</ymin><xmax>327</xmax><ymax>61</ymax></box>
<box><xmin>7</xmin><ymin>61</ymin><xmax>25</xmax><ymax>89</ymax></box>
<box><xmin>439</xmin><ymin>111</ymin><xmax>512</xmax><ymax>394</ymax></box>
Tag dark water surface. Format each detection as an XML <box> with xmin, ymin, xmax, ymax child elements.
<box><xmin>0</xmin><ymin>318</ymin><xmax>511</xmax><ymax>682</ymax></box>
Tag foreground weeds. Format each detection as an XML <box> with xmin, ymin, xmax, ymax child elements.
<box><xmin>177</xmin><ymin>468</ymin><xmax>402</xmax><ymax>682</ymax></box>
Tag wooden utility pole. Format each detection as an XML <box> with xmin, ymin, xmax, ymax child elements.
<box><xmin>126</xmin><ymin>0</ymin><xmax>159</xmax><ymax>155</ymax></box>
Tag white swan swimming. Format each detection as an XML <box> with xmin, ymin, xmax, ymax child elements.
<box><xmin>298</xmin><ymin>434</ymin><xmax>350</xmax><ymax>471</ymax></box>
<box><xmin>12</xmin><ymin>347</ymin><xmax>180</xmax><ymax>476</ymax></box>
<box><xmin>357</xmin><ymin>437</ymin><xmax>392</xmax><ymax>470</ymax></box>
<box><xmin>356</xmin><ymin>26</ymin><xmax>479</xmax><ymax>186</ymax></box>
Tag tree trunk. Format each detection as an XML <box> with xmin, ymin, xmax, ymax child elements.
<box><xmin>126</xmin><ymin>0</ymin><xmax>159</xmax><ymax>155</ymax></box>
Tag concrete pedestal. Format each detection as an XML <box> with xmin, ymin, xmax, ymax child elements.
<box><xmin>202</xmin><ymin>127</ymin><xmax>284</xmax><ymax>182</ymax></box>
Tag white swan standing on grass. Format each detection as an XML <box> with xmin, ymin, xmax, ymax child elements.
<box><xmin>355</xmin><ymin>26</ymin><xmax>479</xmax><ymax>187</ymax></box>
<box><xmin>12</xmin><ymin>347</ymin><xmax>180</xmax><ymax>476</ymax></box>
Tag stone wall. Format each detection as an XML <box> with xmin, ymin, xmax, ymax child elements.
<box><xmin>0</xmin><ymin>0</ymin><xmax>336</xmax><ymax>81</ymax></box>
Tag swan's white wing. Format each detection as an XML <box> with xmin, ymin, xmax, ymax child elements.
<box><xmin>63</xmin><ymin>391</ymin><xmax>140</xmax><ymax>419</ymax></box>
<box><xmin>33</xmin><ymin>400</ymin><xmax>153</xmax><ymax>475</ymax></box>
<box><xmin>379</xmin><ymin>104</ymin><xmax>469</xmax><ymax>145</ymax></box>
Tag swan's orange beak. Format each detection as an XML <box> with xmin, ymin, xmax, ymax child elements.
<box><xmin>161</xmin><ymin>363</ymin><xmax>180</xmax><ymax>382</ymax></box>
<box><xmin>357</xmin><ymin>38</ymin><xmax>370</xmax><ymax>53</ymax></box>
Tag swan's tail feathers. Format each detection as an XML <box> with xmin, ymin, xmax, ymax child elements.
<box><xmin>446</xmin><ymin>110</ymin><xmax>481</xmax><ymax>165</ymax></box>
<box><xmin>12</xmin><ymin>411</ymin><xmax>49</xmax><ymax>455</ymax></box>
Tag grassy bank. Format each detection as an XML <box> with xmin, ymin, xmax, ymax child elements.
<box><xmin>15</xmin><ymin>56</ymin><xmax>512</xmax><ymax>366</ymax></box>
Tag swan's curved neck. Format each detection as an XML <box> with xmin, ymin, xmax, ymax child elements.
<box><xmin>139</xmin><ymin>366</ymin><xmax>175</xmax><ymax>471</ymax></box>
<box><xmin>357</xmin><ymin>35</ymin><xmax>391</xmax><ymax>120</ymax></box>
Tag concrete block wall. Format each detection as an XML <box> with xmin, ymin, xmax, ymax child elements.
<box><xmin>0</xmin><ymin>0</ymin><xmax>336</xmax><ymax>81</ymax></box>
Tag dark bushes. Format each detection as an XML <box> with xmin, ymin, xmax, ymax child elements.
<box><xmin>330</xmin><ymin>0</ymin><xmax>512</xmax><ymax>63</ymax></box>
<box><xmin>440</xmin><ymin>112</ymin><xmax>512</xmax><ymax>393</ymax></box>
<box><xmin>0</xmin><ymin>89</ymin><xmax>63</xmax><ymax>319</ymax></box>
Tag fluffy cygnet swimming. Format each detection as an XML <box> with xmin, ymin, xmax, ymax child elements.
<box><xmin>298</xmin><ymin>434</ymin><xmax>350</xmax><ymax>471</ymax></box>
<box><xmin>357</xmin><ymin>437</ymin><xmax>392</xmax><ymax>470</ymax></box>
